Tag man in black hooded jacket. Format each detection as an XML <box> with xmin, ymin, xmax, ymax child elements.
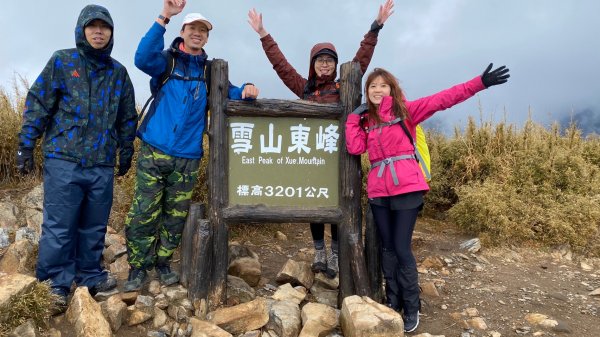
<box><xmin>16</xmin><ymin>4</ymin><xmax>137</xmax><ymax>314</ymax></box>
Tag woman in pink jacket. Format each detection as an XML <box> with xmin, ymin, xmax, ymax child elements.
<box><xmin>345</xmin><ymin>64</ymin><xmax>509</xmax><ymax>332</ymax></box>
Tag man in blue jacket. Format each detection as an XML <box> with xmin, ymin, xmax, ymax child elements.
<box><xmin>124</xmin><ymin>0</ymin><xmax>259</xmax><ymax>291</ymax></box>
<box><xmin>17</xmin><ymin>4</ymin><xmax>137</xmax><ymax>313</ymax></box>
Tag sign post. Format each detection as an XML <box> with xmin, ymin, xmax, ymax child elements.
<box><xmin>185</xmin><ymin>59</ymin><xmax>373</xmax><ymax>308</ymax></box>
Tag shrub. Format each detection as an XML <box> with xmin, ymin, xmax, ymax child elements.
<box><xmin>428</xmin><ymin>117</ymin><xmax>600</xmax><ymax>255</ymax></box>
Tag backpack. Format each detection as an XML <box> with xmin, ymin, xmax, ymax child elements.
<box><xmin>139</xmin><ymin>50</ymin><xmax>212</xmax><ymax>120</ymax></box>
<box><xmin>406</xmin><ymin>124</ymin><xmax>431</xmax><ymax>182</ymax></box>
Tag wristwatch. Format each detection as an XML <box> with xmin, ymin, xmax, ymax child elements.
<box><xmin>158</xmin><ymin>14</ymin><xmax>170</xmax><ymax>24</ymax></box>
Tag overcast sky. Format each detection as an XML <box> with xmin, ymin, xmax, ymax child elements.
<box><xmin>2</xmin><ymin>0</ymin><xmax>599</xmax><ymax>134</ymax></box>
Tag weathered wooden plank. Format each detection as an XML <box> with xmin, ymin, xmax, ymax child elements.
<box><xmin>338</xmin><ymin>61</ymin><xmax>370</xmax><ymax>300</ymax></box>
<box><xmin>189</xmin><ymin>219</ymin><xmax>212</xmax><ymax>300</ymax></box>
<box><xmin>181</xmin><ymin>203</ymin><xmax>204</xmax><ymax>288</ymax></box>
<box><xmin>364</xmin><ymin>206</ymin><xmax>383</xmax><ymax>302</ymax></box>
<box><xmin>222</xmin><ymin>206</ymin><xmax>342</xmax><ymax>223</ymax></box>
<box><xmin>207</xmin><ymin>59</ymin><xmax>230</xmax><ymax>308</ymax></box>
<box><xmin>227</xmin><ymin>99</ymin><xmax>342</xmax><ymax>118</ymax></box>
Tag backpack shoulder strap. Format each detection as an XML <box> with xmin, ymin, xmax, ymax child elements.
<box><xmin>158</xmin><ymin>50</ymin><xmax>176</xmax><ymax>90</ymax></box>
<box><xmin>140</xmin><ymin>51</ymin><xmax>176</xmax><ymax>120</ymax></box>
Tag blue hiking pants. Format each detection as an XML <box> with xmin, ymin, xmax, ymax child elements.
<box><xmin>36</xmin><ymin>158</ymin><xmax>113</xmax><ymax>294</ymax></box>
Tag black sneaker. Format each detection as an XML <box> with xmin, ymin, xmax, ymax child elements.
<box><xmin>123</xmin><ymin>268</ymin><xmax>147</xmax><ymax>292</ymax></box>
<box><xmin>89</xmin><ymin>274</ymin><xmax>117</xmax><ymax>296</ymax></box>
<box><xmin>156</xmin><ymin>264</ymin><xmax>180</xmax><ymax>286</ymax></box>
<box><xmin>311</xmin><ymin>248</ymin><xmax>327</xmax><ymax>273</ymax></box>
<box><xmin>50</xmin><ymin>288</ymin><xmax>68</xmax><ymax>316</ymax></box>
<box><xmin>403</xmin><ymin>311</ymin><xmax>420</xmax><ymax>333</ymax></box>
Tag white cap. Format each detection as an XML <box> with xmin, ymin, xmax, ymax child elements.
<box><xmin>182</xmin><ymin>13</ymin><xmax>213</xmax><ymax>31</ymax></box>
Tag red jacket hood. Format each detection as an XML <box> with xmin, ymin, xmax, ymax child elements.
<box><xmin>309</xmin><ymin>42</ymin><xmax>338</xmax><ymax>83</ymax></box>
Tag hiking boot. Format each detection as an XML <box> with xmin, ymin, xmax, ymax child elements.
<box><xmin>123</xmin><ymin>268</ymin><xmax>147</xmax><ymax>292</ymax></box>
<box><xmin>156</xmin><ymin>264</ymin><xmax>180</xmax><ymax>286</ymax></box>
<box><xmin>312</xmin><ymin>248</ymin><xmax>327</xmax><ymax>273</ymax></box>
<box><xmin>403</xmin><ymin>311</ymin><xmax>420</xmax><ymax>332</ymax></box>
<box><xmin>50</xmin><ymin>288</ymin><xmax>68</xmax><ymax>316</ymax></box>
<box><xmin>89</xmin><ymin>274</ymin><xmax>117</xmax><ymax>296</ymax></box>
<box><xmin>325</xmin><ymin>249</ymin><xmax>339</xmax><ymax>279</ymax></box>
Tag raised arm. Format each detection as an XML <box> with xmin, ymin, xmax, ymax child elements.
<box><xmin>248</xmin><ymin>8</ymin><xmax>307</xmax><ymax>98</ymax></box>
<box><xmin>407</xmin><ymin>64</ymin><xmax>510</xmax><ymax>124</ymax></box>
<box><xmin>135</xmin><ymin>0</ymin><xmax>186</xmax><ymax>77</ymax></box>
<box><xmin>353</xmin><ymin>0</ymin><xmax>395</xmax><ymax>74</ymax></box>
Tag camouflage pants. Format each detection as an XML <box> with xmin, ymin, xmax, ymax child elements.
<box><xmin>125</xmin><ymin>142</ymin><xmax>200</xmax><ymax>270</ymax></box>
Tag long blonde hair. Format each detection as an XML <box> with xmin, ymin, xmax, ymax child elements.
<box><xmin>364</xmin><ymin>68</ymin><xmax>410</xmax><ymax>124</ymax></box>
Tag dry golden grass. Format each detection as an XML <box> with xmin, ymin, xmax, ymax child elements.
<box><xmin>426</xmin><ymin>117</ymin><xmax>600</xmax><ymax>255</ymax></box>
<box><xmin>0</xmin><ymin>281</ymin><xmax>56</xmax><ymax>337</ymax></box>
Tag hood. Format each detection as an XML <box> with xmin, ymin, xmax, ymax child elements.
<box><xmin>308</xmin><ymin>42</ymin><xmax>338</xmax><ymax>82</ymax></box>
<box><xmin>75</xmin><ymin>4</ymin><xmax>114</xmax><ymax>66</ymax></box>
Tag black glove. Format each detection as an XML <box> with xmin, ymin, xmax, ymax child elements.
<box><xmin>481</xmin><ymin>63</ymin><xmax>510</xmax><ymax>88</ymax></box>
<box><xmin>117</xmin><ymin>159</ymin><xmax>132</xmax><ymax>177</ymax></box>
<box><xmin>370</xmin><ymin>20</ymin><xmax>383</xmax><ymax>33</ymax></box>
<box><xmin>352</xmin><ymin>103</ymin><xmax>368</xmax><ymax>115</ymax></box>
<box><xmin>16</xmin><ymin>147</ymin><xmax>34</xmax><ymax>175</ymax></box>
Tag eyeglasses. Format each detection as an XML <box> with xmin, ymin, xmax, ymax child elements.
<box><xmin>315</xmin><ymin>57</ymin><xmax>335</xmax><ymax>65</ymax></box>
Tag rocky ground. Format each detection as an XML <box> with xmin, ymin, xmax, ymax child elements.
<box><xmin>1</xmin><ymin>184</ymin><xmax>599</xmax><ymax>337</ymax></box>
<box><xmin>237</xmin><ymin>219</ymin><xmax>600</xmax><ymax>337</ymax></box>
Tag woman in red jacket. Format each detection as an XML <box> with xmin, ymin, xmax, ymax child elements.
<box><xmin>248</xmin><ymin>1</ymin><xmax>394</xmax><ymax>278</ymax></box>
<box><xmin>345</xmin><ymin>64</ymin><xmax>509</xmax><ymax>332</ymax></box>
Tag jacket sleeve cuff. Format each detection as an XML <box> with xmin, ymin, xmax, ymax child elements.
<box><xmin>369</xmin><ymin>20</ymin><xmax>383</xmax><ymax>33</ymax></box>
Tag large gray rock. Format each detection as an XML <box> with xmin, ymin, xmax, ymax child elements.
<box><xmin>229</xmin><ymin>242</ymin><xmax>259</xmax><ymax>262</ymax></box>
<box><xmin>8</xmin><ymin>318</ymin><xmax>38</xmax><ymax>337</ymax></box>
<box><xmin>0</xmin><ymin>202</ymin><xmax>19</xmax><ymax>230</ymax></box>
<box><xmin>167</xmin><ymin>298</ymin><xmax>194</xmax><ymax>322</ymax></box>
<box><xmin>109</xmin><ymin>255</ymin><xmax>129</xmax><ymax>280</ymax></box>
<box><xmin>15</xmin><ymin>227</ymin><xmax>38</xmax><ymax>243</ymax></box>
<box><xmin>227</xmin><ymin>275</ymin><xmax>256</xmax><ymax>305</ymax></box>
<box><xmin>189</xmin><ymin>318</ymin><xmax>232</xmax><ymax>337</ymax></box>
<box><xmin>21</xmin><ymin>184</ymin><xmax>43</xmax><ymax>210</ymax></box>
<box><xmin>65</xmin><ymin>287</ymin><xmax>113</xmax><ymax>337</ymax></box>
<box><xmin>23</xmin><ymin>209</ymin><xmax>43</xmax><ymax>237</ymax></box>
<box><xmin>299</xmin><ymin>302</ymin><xmax>338</xmax><ymax>337</ymax></box>
<box><xmin>104</xmin><ymin>233</ymin><xmax>125</xmax><ymax>247</ymax></box>
<box><xmin>103</xmin><ymin>243</ymin><xmax>127</xmax><ymax>264</ymax></box>
<box><xmin>100</xmin><ymin>294</ymin><xmax>127</xmax><ymax>332</ymax></box>
<box><xmin>340</xmin><ymin>295</ymin><xmax>403</xmax><ymax>337</ymax></box>
<box><xmin>153</xmin><ymin>307</ymin><xmax>168</xmax><ymax>328</ymax></box>
<box><xmin>310</xmin><ymin>283</ymin><xmax>338</xmax><ymax>308</ymax></box>
<box><xmin>276</xmin><ymin>259</ymin><xmax>314</xmax><ymax>289</ymax></box>
<box><xmin>313</xmin><ymin>272</ymin><xmax>339</xmax><ymax>290</ymax></box>
<box><xmin>0</xmin><ymin>239</ymin><xmax>36</xmax><ymax>273</ymax></box>
<box><xmin>207</xmin><ymin>297</ymin><xmax>269</xmax><ymax>335</ymax></box>
<box><xmin>126</xmin><ymin>306</ymin><xmax>153</xmax><ymax>326</ymax></box>
<box><xmin>0</xmin><ymin>228</ymin><xmax>9</xmax><ymax>248</ymax></box>
<box><xmin>272</xmin><ymin>283</ymin><xmax>306</xmax><ymax>305</ymax></box>
<box><xmin>228</xmin><ymin>257</ymin><xmax>262</xmax><ymax>287</ymax></box>
<box><xmin>266</xmin><ymin>300</ymin><xmax>301</xmax><ymax>337</ymax></box>
<box><xmin>163</xmin><ymin>285</ymin><xmax>188</xmax><ymax>302</ymax></box>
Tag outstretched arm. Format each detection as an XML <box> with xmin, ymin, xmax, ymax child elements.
<box><xmin>408</xmin><ymin>64</ymin><xmax>510</xmax><ymax>124</ymax></box>
<box><xmin>247</xmin><ymin>8</ymin><xmax>307</xmax><ymax>98</ymax></box>
<box><xmin>353</xmin><ymin>0</ymin><xmax>395</xmax><ymax>74</ymax></box>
